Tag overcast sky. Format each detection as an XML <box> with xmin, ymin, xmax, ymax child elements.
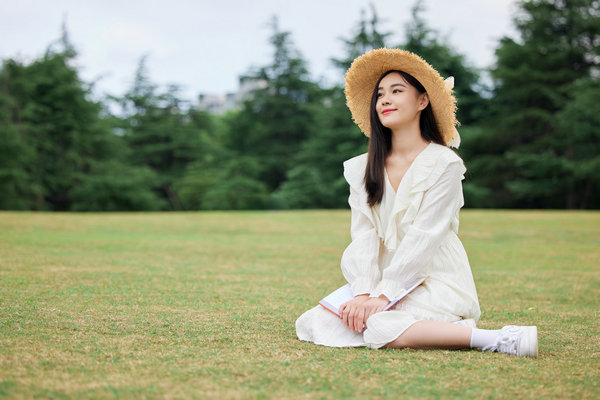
<box><xmin>1</xmin><ymin>0</ymin><xmax>520</xmax><ymax>102</ymax></box>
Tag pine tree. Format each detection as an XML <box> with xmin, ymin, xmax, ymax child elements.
<box><xmin>480</xmin><ymin>0</ymin><xmax>600</xmax><ymax>208</ymax></box>
<box><xmin>230</xmin><ymin>17</ymin><xmax>321</xmax><ymax>194</ymax></box>
<box><xmin>0</xmin><ymin>27</ymin><xmax>164</xmax><ymax>211</ymax></box>
<box><xmin>331</xmin><ymin>3</ymin><xmax>390</xmax><ymax>72</ymax></box>
<box><xmin>174</xmin><ymin>109</ymin><xmax>269</xmax><ymax>210</ymax></box>
<box><xmin>0</xmin><ymin>39</ymin><xmax>109</xmax><ymax>210</ymax></box>
<box><xmin>116</xmin><ymin>57</ymin><xmax>205</xmax><ymax>210</ymax></box>
<box><xmin>273</xmin><ymin>7</ymin><xmax>388</xmax><ymax>208</ymax></box>
<box><xmin>0</xmin><ymin>62</ymin><xmax>38</xmax><ymax>209</ymax></box>
<box><xmin>175</xmin><ymin>18</ymin><xmax>318</xmax><ymax>210</ymax></box>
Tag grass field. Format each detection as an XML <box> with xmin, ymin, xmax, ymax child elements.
<box><xmin>0</xmin><ymin>210</ymin><xmax>598</xmax><ymax>399</ymax></box>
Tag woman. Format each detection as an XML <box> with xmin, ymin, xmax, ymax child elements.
<box><xmin>295</xmin><ymin>48</ymin><xmax>538</xmax><ymax>357</ymax></box>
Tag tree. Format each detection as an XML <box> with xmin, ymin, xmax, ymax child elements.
<box><xmin>554</xmin><ymin>78</ymin><xmax>600</xmax><ymax>208</ymax></box>
<box><xmin>0</xmin><ymin>27</ymin><xmax>164</xmax><ymax>211</ymax></box>
<box><xmin>273</xmin><ymin>7</ymin><xmax>387</xmax><ymax>209</ymax></box>
<box><xmin>175</xmin><ymin>109</ymin><xmax>270</xmax><ymax>210</ymax></box>
<box><xmin>230</xmin><ymin>17</ymin><xmax>322</xmax><ymax>195</ymax></box>
<box><xmin>69</xmin><ymin>108</ymin><xmax>166</xmax><ymax>211</ymax></box>
<box><xmin>0</xmin><ymin>41</ymin><xmax>112</xmax><ymax>210</ymax></box>
<box><xmin>0</xmin><ymin>67</ymin><xmax>38</xmax><ymax>209</ymax></box>
<box><xmin>331</xmin><ymin>3</ymin><xmax>391</xmax><ymax>72</ymax></box>
<box><xmin>272</xmin><ymin>87</ymin><xmax>367</xmax><ymax>208</ymax></box>
<box><xmin>476</xmin><ymin>0</ymin><xmax>600</xmax><ymax>208</ymax></box>
<box><xmin>115</xmin><ymin>57</ymin><xmax>205</xmax><ymax>210</ymax></box>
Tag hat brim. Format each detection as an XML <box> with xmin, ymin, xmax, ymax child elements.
<box><xmin>344</xmin><ymin>48</ymin><xmax>459</xmax><ymax>147</ymax></box>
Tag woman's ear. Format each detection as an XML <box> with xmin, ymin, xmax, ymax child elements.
<box><xmin>418</xmin><ymin>93</ymin><xmax>430</xmax><ymax>111</ymax></box>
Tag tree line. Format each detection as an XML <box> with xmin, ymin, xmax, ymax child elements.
<box><xmin>1</xmin><ymin>0</ymin><xmax>598</xmax><ymax>211</ymax></box>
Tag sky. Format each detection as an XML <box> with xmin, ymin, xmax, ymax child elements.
<box><xmin>1</xmin><ymin>0</ymin><xmax>520</xmax><ymax>102</ymax></box>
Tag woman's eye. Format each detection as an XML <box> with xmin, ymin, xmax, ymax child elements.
<box><xmin>377</xmin><ymin>93</ymin><xmax>383</xmax><ymax>98</ymax></box>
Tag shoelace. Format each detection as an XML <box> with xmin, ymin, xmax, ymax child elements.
<box><xmin>482</xmin><ymin>334</ymin><xmax>519</xmax><ymax>355</ymax></box>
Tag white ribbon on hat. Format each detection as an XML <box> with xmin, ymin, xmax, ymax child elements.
<box><xmin>443</xmin><ymin>76</ymin><xmax>461</xmax><ymax>148</ymax></box>
<box><xmin>448</xmin><ymin>128</ymin><xmax>461</xmax><ymax>148</ymax></box>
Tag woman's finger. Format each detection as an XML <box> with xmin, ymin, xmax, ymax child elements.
<box><xmin>342</xmin><ymin>305</ymin><xmax>350</xmax><ymax>327</ymax></box>
<box><xmin>355</xmin><ymin>307</ymin><xmax>365</xmax><ymax>332</ymax></box>
<box><xmin>350</xmin><ymin>304</ymin><xmax>360</xmax><ymax>328</ymax></box>
<box><xmin>352</xmin><ymin>307</ymin><xmax>359</xmax><ymax>332</ymax></box>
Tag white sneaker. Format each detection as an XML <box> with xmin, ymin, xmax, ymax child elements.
<box><xmin>482</xmin><ymin>325</ymin><xmax>538</xmax><ymax>358</ymax></box>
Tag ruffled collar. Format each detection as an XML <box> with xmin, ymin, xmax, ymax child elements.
<box><xmin>343</xmin><ymin>143</ymin><xmax>463</xmax><ymax>250</ymax></box>
<box><xmin>343</xmin><ymin>143</ymin><xmax>452</xmax><ymax>194</ymax></box>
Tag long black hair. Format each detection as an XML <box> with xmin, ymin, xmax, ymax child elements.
<box><xmin>364</xmin><ymin>70</ymin><xmax>445</xmax><ymax>207</ymax></box>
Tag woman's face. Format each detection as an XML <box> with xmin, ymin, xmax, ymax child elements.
<box><xmin>375</xmin><ymin>72</ymin><xmax>429</xmax><ymax>131</ymax></box>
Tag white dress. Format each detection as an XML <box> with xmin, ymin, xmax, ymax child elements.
<box><xmin>296</xmin><ymin>143</ymin><xmax>481</xmax><ymax>349</ymax></box>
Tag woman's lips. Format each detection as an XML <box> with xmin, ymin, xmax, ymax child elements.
<box><xmin>381</xmin><ymin>109</ymin><xmax>396</xmax><ymax>115</ymax></box>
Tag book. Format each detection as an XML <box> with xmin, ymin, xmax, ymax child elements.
<box><xmin>318</xmin><ymin>277</ymin><xmax>426</xmax><ymax>317</ymax></box>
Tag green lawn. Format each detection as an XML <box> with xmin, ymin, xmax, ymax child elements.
<box><xmin>0</xmin><ymin>210</ymin><xmax>598</xmax><ymax>399</ymax></box>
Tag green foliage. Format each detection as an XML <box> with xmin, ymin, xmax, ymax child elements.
<box><xmin>273</xmin><ymin>7</ymin><xmax>383</xmax><ymax>209</ymax></box>
<box><xmin>230</xmin><ymin>18</ymin><xmax>322</xmax><ymax>193</ymax></box>
<box><xmin>70</xmin><ymin>160</ymin><xmax>164</xmax><ymax>211</ymax></box>
<box><xmin>0</xmin><ymin>45</ymin><xmax>124</xmax><ymax>210</ymax></box>
<box><xmin>115</xmin><ymin>58</ymin><xmax>209</xmax><ymax>210</ymax></box>
<box><xmin>0</xmin><ymin>90</ymin><xmax>38</xmax><ymax>209</ymax></box>
<box><xmin>0</xmin><ymin>41</ymin><xmax>169</xmax><ymax>211</ymax></box>
<box><xmin>178</xmin><ymin>154</ymin><xmax>269</xmax><ymax>210</ymax></box>
<box><xmin>7</xmin><ymin>52</ymin><xmax>100</xmax><ymax>210</ymax></box>
<box><xmin>473</xmin><ymin>0</ymin><xmax>600</xmax><ymax>208</ymax></box>
<box><xmin>273</xmin><ymin>88</ymin><xmax>368</xmax><ymax>209</ymax></box>
<box><xmin>175</xmin><ymin>109</ymin><xmax>272</xmax><ymax>210</ymax></box>
<box><xmin>1</xmin><ymin>2</ymin><xmax>597</xmax><ymax>210</ymax></box>
<box><xmin>555</xmin><ymin>78</ymin><xmax>600</xmax><ymax>208</ymax></box>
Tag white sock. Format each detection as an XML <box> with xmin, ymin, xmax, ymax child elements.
<box><xmin>470</xmin><ymin>328</ymin><xmax>501</xmax><ymax>349</ymax></box>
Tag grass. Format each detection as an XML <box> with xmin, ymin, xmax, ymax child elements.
<box><xmin>0</xmin><ymin>210</ymin><xmax>598</xmax><ymax>399</ymax></box>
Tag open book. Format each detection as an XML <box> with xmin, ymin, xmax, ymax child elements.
<box><xmin>318</xmin><ymin>277</ymin><xmax>426</xmax><ymax>317</ymax></box>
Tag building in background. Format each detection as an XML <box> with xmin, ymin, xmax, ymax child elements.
<box><xmin>198</xmin><ymin>76</ymin><xmax>267</xmax><ymax>114</ymax></box>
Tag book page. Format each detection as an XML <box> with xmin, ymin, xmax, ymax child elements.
<box><xmin>318</xmin><ymin>284</ymin><xmax>353</xmax><ymax>316</ymax></box>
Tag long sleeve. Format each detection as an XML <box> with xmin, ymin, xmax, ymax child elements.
<box><xmin>370</xmin><ymin>160</ymin><xmax>466</xmax><ymax>300</ymax></box>
<box><xmin>340</xmin><ymin>185</ymin><xmax>382</xmax><ymax>296</ymax></box>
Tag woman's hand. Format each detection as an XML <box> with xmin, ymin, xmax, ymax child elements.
<box><xmin>362</xmin><ymin>296</ymin><xmax>390</xmax><ymax>322</ymax></box>
<box><xmin>340</xmin><ymin>295</ymin><xmax>391</xmax><ymax>333</ymax></box>
<box><xmin>339</xmin><ymin>294</ymin><xmax>370</xmax><ymax>333</ymax></box>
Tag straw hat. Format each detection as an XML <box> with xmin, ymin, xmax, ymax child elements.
<box><xmin>344</xmin><ymin>48</ymin><xmax>460</xmax><ymax>147</ymax></box>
